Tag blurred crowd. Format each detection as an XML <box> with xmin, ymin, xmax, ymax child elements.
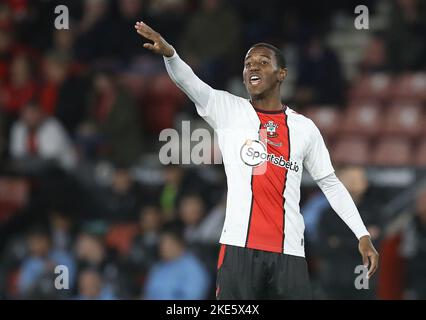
<box><xmin>0</xmin><ymin>0</ymin><xmax>425</xmax><ymax>299</ymax></box>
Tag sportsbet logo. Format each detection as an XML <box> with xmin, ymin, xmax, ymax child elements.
<box><xmin>240</xmin><ymin>139</ymin><xmax>300</xmax><ymax>172</ymax></box>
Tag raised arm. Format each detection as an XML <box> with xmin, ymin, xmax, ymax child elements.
<box><xmin>135</xmin><ymin>21</ymin><xmax>213</xmax><ymax>110</ymax></box>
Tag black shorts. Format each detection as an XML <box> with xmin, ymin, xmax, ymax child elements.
<box><xmin>216</xmin><ymin>244</ymin><xmax>312</xmax><ymax>300</ymax></box>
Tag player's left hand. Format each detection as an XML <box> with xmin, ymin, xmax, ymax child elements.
<box><xmin>358</xmin><ymin>235</ymin><xmax>379</xmax><ymax>278</ymax></box>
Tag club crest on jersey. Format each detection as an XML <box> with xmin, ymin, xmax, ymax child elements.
<box><xmin>264</xmin><ymin>121</ymin><xmax>279</xmax><ymax>138</ymax></box>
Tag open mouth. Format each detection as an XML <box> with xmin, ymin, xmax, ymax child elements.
<box><xmin>249</xmin><ymin>75</ymin><xmax>262</xmax><ymax>86</ymax></box>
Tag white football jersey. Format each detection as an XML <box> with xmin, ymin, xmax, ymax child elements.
<box><xmin>195</xmin><ymin>89</ymin><xmax>334</xmax><ymax>258</ymax></box>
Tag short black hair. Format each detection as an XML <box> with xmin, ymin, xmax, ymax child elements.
<box><xmin>249</xmin><ymin>43</ymin><xmax>286</xmax><ymax>69</ymax></box>
<box><xmin>160</xmin><ymin>222</ymin><xmax>185</xmax><ymax>245</ymax></box>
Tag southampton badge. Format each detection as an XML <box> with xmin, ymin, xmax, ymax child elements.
<box><xmin>264</xmin><ymin>121</ymin><xmax>279</xmax><ymax>138</ymax></box>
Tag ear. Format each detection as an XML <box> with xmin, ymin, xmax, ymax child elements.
<box><xmin>278</xmin><ymin>68</ymin><xmax>287</xmax><ymax>83</ymax></box>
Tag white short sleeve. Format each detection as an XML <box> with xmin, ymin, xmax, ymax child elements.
<box><xmin>304</xmin><ymin>120</ymin><xmax>335</xmax><ymax>181</ymax></box>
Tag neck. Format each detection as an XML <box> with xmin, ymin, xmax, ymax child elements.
<box><xmin>250</xmin><ymin>90</ymin><xmax>282</xmax><ymax>111</ymax></box>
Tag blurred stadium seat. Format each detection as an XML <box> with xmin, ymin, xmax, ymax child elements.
<box><xmin>390</xmin><ymin>73</ymin><xmax>426</xmax><ymax>102</ymax></box>
<box><xmin>303</xmin><ymin>106</ymin><xmax>341</xmax><ymax>141</ymax></box>
<box><xmin>381</xmin><ymin>102</ymin><xmax>423</xmax><ymax>138</ymax></box>
<box><xmin>340</xmin><ymin>102</ymin><xmax>382</xmax><ymax>137</ymax></box>
<box><xmin>371</xmin><ymin>137</ymin><xmax>412</xmax><ymax>166</ymax></box>
<box><xmin>332</xmin><ymin>136</ymin><xmax>370</xmax><ymax>166</ymax></box>
<box><xmin>415</xmin><ymin>140</ymin><xmax>426</xmax><ymax>167</ymax></box>
<box><xmin>349</xmin><ymin>73</ymin><xmax>392</xmax><ymax>103</ymax></box>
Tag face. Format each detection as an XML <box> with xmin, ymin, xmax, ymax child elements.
<box><xmin>53</xmin><ymin>30</ymin><xmax>74</xmax><ymax>52</ymax></box>
<box><xmin>119</xmin><ymin>0</ymin><xmax>142</xmax><ymax>18</ymax></box>
<box><xmin>85</xmin><ymin>0</ymin><xmax>108</xmax><ymax>18</ymax></box>
<box><xmin>0</xmin><ymin>30</ymin><xmax>11</xmax><ymax>53</ymax></box>
<box><xmin>79</xmin><ymin>270</ymin><xmax>102</xmax><ymax>298</ymax></box>
<box><xmin>94</xmin><ymin>73</ymin><xmax>114</xmax><ymax>93</ymax></box>
<box><xmin>49</xmin><ymin>212</ymin><xmax>71</xmax><ymax>231</ymax></box>
<box><xmin>22</xmin><ymin>105</ymin><xmax>43</xmax><ymax>130</ymax></box>
<box><xmin>139</xmin><ymin>206</ymin><xmax>162</xmax><ymax>232</ymax></box>
<box><xmin>164</xmin><ymin>166</ymin><xmax>183</xmax><ymax>186</ymax></box>
<box><xmin>28</xmin><ymin>234</ymin><xmax>50</xmax><ymax>257</ymax></box>
<box><xmin>11</xmin><ymin>55</ymin><xmax>31</xmax><ymax>85</ymax></box>
<box><xmin>43</xmin><ymin>58</ymin><xmax>67</xmax><ymax>84</ymax></box>
<box><xmin>159</xmin><ymin>234</ymin><xmax>182</xmax><ymax>261</ymax></box>
<box><xmin>112</xmin><ymin>169</ymin><xmax>132</xmax><ymax>194</ymax></box>
<box><xmin>75</xmin><ymin>233</ymin><xmax>105</xmax><ymax>264</ymax></box>
<box><xmin>179</xmin><ymin>196</ymin><xmax>204</xmax><ymax>226</ymax></box>
<box><xmin>339</xmin><ymin>166</ymin><xmax>368</xmax><ymax>200</ymax></box>
<box><xmin>243</xmin><ymin>46</ymin><xmax>286</xmax><ymax>100</ymax></box>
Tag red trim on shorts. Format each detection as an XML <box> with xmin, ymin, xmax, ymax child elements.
<box><xmin>217</xmin><ymin>244</ymin><xmax>226</xmax><ymax>270</ymax></box>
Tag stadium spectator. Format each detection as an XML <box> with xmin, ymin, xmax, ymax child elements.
<box><xmin>0</xmin><ymin>3</ymin><xmax>12</xmax><ymax>30</ymax></box>
<box><xmin>9</xmin><ymin>102</ymin><xmax>77</xmax><ymax>171</ymax></box>
<box><xmin>294</xmin><ymin>33</ymin><xmax>345</xmax><ymax>106</ymax></box>
<box><xmin>48</xmin><ymin>210</ymin><xmax>75</xmax><ymax>252</ymax></box>
<box><xmin>84</xmin><ymin>70</ymin><xmax>142</xmax><ymax>165</ymax></box>
<box><xmin>75</xmin><ymin>268</ymin><xmax>116</xmax><ymax>300</ymax></box>
<box><xmin>147</xmin><ymin>0</ymin><xmax>188</xmax><ymax>46</ymax></box>
<box><xmin>0</xmin><ymin>25</ymin><xmax>13</xmax><ymax>84</ymax></box>
<box><xmin>0</xmin><ymin>53</ymin><xmax>37</xmax><ymax>120</ymax></box>
<box><xmin>159</xmin><ymin>165</ymin><xmax>185</xmax><ymax>220</ymax></box>
<box><xmin>0</xmin><ymin>0</ymin><xmax>424</xmax><ymax>301</ymax></box>
<box><xmin>359</xmin><ymin>34</ymin><xmax>389</xmax><ymax>74</ymax></box>
<box><xmin>315</xmin><ymin>166</ymin><xmax>382</xmax><ymax>299</ymax></box>
<box><xmin>93</xmin><ymin>165</ymin><xmax>144</xmax><ymax>222</ymax></box>
<box><xmin>159</xmin><ymin>166</ymin><xmax>214</xmax><ymax>220</ymax></box>
<box><xmin>74</xmin><ymin>0</ymin><xmax>112</xmax><ymax>63</ymax></box>
<box><xmin>39</xmin><ymin>52</ymin><xmax>90</xmax><ymax>134</ymax></box>
<box><xmin>110</xmin><ymin>0</ymin><xmax>150</xmax><ymax>61</ymax></box>
<box><xmin>50</xmin><ymin>29</ymin><xmax>76</xmax><ymax>60</ymax></box>
<box><xmin>0</xmin><ymin>111</ymin><xmax>4</xmax><ymax>158</ymax></box>
<box><xmin>74</xmin><ymin>230</ymin><xmax>120</xmax><ymax>296</ymax></box>
<box><xmin>301</xmin><ymin>192</ymin><xmax>329</xmax><ymax>243</ymax></box>
<box><xmin>400</xmin><ymin>188</ymin><xmax>426</xmax><ymax>299</ymax></box>
<box><xmin>194</xmin><ymin>195</ymin><xmax>226</xmax><ymax>245</ymax></box>
<box><xmin>74</xmin><ymin>230</ymin><xmax>110</xmax><ymax>270</ymax></box>
<box><xmin>179</xmin><ymin>0</ymin><xmax>241</xmax><ymax>87</ymax></box>
<box><xmin>178</xmin><ymin>193</ymin><xmax>207</xmax><ymax>245</ymax></box>
<box><xmin>126</xmin><ymin>205</ymin><xmax>163</xmax><ymax>295</ymax></box>
<box><xmin>17</xmin><ymin>227</ymin><xmax>76</xmax><ymax>299</ymax></box>
<box><xmin>385</xmin><ymin>0</ymin><xmax>426</xmax><ymax>72</ymax></box>
<box><xmin>128</xmin><ymin>205</ymin><xmax>163</xmax><ymax>272</ymax></box>
<box><xmin>143</xmin><ymin>225</ymin><xmax>210</xmax><ymax>300</ymax></box>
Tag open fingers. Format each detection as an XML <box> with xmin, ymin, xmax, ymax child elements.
<box><xmin>135</xmin><ymin>21</ymin><xmax>157</xmax><ymax>41</ymax></box>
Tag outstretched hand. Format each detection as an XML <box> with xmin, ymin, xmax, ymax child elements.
<box><xmin>134</xmin><ymin>21</ymin><xmax>175</xmax><ymax>57</ymax></box>
<box><xmin>358</xmin><ymin>235</ymin><xmax>379</xmax><ymax>278</ymax></box>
